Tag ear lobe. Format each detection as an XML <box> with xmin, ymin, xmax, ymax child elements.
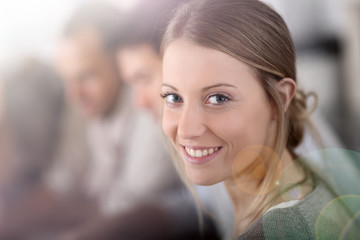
<box><xmin>276</xmin><ymin>78</ymin><xmax>296</xmax><ymax>112</ymax></box>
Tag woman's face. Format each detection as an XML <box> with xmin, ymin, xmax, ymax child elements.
<box><xmin>162</xmin><ymin>40</ymin><xmax>278</xmax><ymax>186</ymax></box>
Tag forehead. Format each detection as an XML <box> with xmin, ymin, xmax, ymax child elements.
<box><xmin>162</xmin><ymin>40</ymin><xmax>258</xmax><ymax>88</ymax></box>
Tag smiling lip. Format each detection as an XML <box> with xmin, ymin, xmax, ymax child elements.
<box><xmin>180</xmin><ymin>145</ymin><xmax>222</xmax><ymax>165</ymax></box>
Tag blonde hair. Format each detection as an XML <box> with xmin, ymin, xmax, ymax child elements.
<box><xmin>162</xmin><ymin>0</ymin><xmax>318</xmax><ymax>226</ymax></box>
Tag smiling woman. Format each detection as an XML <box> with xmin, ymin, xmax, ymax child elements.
<box><xmin>160</xmin><ymin>0</ymin><xmax>358</xmax><ymax>239</ymax></box>
<box><xmin>162</xmin><ymin>41</ymin><xmax>281</xmax><ymax>188</ymax></box>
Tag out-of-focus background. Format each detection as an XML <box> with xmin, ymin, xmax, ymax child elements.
<box><xmin>0</xmin><ymin>0</ymin><xmax>359</xmax><ymax>239</ymax></box>
<box><xmin>1</xmin><ymin>0</ymin><xmax>359</xmax><ymax>150</ymax></box>
<box><xmin>0</xmin><ymin>0</ymin><xmax>138</xmax><ymax>63</ymax></box>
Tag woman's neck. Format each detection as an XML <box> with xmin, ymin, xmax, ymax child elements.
<box><xmin>225</xmin><ymin>148</ymin><xmax>310</xmax><ymax>237</ymax></box>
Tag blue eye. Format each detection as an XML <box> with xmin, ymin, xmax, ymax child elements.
<box><xmin>207</xmin><ymin>94</ymin><xmax>229</xmax><ymax>104</ymax></box>
<box><xmin>161</xmin><ymin>93</ymin><xmax>182</xmax><ymax>103</ymax></box>
<box><xmin>167</xmin><ymin>94</ymin><xmax>182</xmax><ymax>103</ymax></box>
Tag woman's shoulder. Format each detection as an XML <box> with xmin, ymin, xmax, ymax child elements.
<box><xmin>238</xmin><ymin>181</ymin><xmax>344</xmax><ymax>240</ymax></box>
<box><xmin>237</xmin><ymin>204</ymin><xmax>313</xmax><ymax>240</ymax></box>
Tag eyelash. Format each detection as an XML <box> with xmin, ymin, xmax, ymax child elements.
<box><xmin>160</xmin><ymin>92</ymin><xmax>172</xmax><ymax>99</ymax></box>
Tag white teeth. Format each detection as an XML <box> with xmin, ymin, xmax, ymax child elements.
<box><xmin>184</xmin><ymin>147</ymin><xmax>219</xmax><ymax>158</ymax></box>
<box><xmin>190</xmin><ymin>149</ymin><xmax>196</xmax><ymax>157</ymax></box>
<box><xmin>203</xmin><ymin>149</ymin><xmax>208</xmax><ymax>156</ymax></box>
<box><xmin>196</xmin><ymin>150</ymin><xmax>202</xmax><ymax>157</ymax></box>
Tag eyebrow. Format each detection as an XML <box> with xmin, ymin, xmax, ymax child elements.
<box><xmin>161</xmin><ymin>83</ymin><xmax>178</xmax><ymax>91</ymax></box>
<box><xmin>161</xmin><ymin>83</ymin><xmax>237</xmax><ymax>92</ymax></box>
<box><xmin>202</xmin><ymin>83</ymin><xmax>237</xmax><ymax>91</ymax></box>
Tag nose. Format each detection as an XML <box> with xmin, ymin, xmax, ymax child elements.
<box><xmin>178</xmin><ymin>104</ymin><xmax>206</xmax><ymax>140</ymax></box>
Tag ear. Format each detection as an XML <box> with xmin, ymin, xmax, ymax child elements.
<box><xmin>276</xmin><ymin>78</ymin><xmax>296</xmax><ymax>112</ymax></box>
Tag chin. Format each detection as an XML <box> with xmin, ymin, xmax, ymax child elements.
<box><xmin>185</xmin><ymin>166</ymin><xmax>222</xmax><ymax>186</ymax></box>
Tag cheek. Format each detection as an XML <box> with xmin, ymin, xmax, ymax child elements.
<box><xmin>211</xmin><ymin>103</ymin><xmax>273</xmax><ymax>153</ymax></box>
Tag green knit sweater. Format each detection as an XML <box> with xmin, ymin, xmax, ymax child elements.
<box><xmin>238</xmin><ymin>181</ymin><xmax>360</xmax><ymax>240</ymax></box>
